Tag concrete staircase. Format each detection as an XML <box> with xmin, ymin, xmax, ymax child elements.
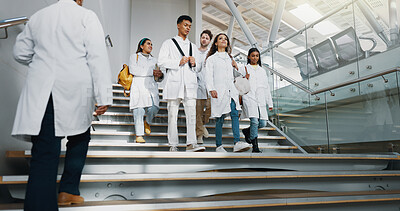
<box><xmin>2</xmin><ymin>84</ymin><xmax>400</xmax><ymax>210</ymax></box>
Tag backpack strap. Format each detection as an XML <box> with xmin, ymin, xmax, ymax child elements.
<box><xmin>171</xmin><ymin>38</ymin><xmax>185</xmax><ymax>57</ymax></box>
<box><xmin>189</xmin><ymin>43</ymin><xmax>192</xmax><ymax>56</ymax></box>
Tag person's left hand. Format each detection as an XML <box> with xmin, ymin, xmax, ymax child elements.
<box><xmin>245</xmin><ymin>72</ymin><xmax>250</xmax><ymax>80</ymax></box>
<box><xmin>232</xmin><ymin>60</ymin><xmax>238</xmax><ymax>70</ymax></box>
<box><xmin>189</xmin><ymin>56</ymin><xmax>196</xmax><ymax>67</ymax></box>
<box><xmin>94</xmin><ymin>105</ymin><xmax>110</xmax><ymax>116</ymax></box>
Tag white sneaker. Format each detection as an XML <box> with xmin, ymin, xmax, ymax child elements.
<box><xmin>233</xmin><ymin>141</ymin><xmax>251</xmax><ymax>152</ymax></box>
<box><xmin>203</xmin><ymin>126</ymin><xmax>209</xmax><ymax>138</ymax></box>
<box><xmin>169</xmin><ymin>146</ymin><xmax>179</xmax><ymax>152</ymax></box>
<box><xmin>186</xmin><ymin>144</ymin><xmax>206</xmax><ymax>152</ymax></box>
<box><xmin>216</xmin><ymin>146</ymin><xmax>227</xmax><ymax>152</ymax></box>
<box><xmin>197</xmin><ymin>135</ymin><xmax>204</xmax><ymax>144</ymax></box>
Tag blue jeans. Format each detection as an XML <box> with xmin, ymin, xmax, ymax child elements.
<box><xmin>25</xmin><ymin>95</ymin><xmax>90</xmax><ymax>211</ymax></box>
<box><xmin>133</xmin><ymin>98</ymin><xmax>159</xmax><ymax>136</ymax></box>
<box><xmin>215</xmin><ymin>99</ymin><xmax>240</xmax><ymax>147</ymax></box>
<box><xmin>249</xmin><ymin>117</ymin><xmax>267</xmax><ymax>140</ymax></box>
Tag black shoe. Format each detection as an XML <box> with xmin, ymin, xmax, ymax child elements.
<box><xmin>251</xmin><ymin>137</ymin><xmax>261</xmax><ymax>153</ymax></box>
<box><xmin>242</xmin><ymin>127</ymin><xmax>251</xmax><ymax>144</ymax></box>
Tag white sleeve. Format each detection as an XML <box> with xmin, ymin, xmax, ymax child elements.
<box><xmin>194</xmin><ymin>45</ymin><xmax>202</xmax><ymax>72</ymax></box>
<box><xmin>205</xmin><ymin>56</ymin><xmax>215</xmax><ymax>92</ymax></box>
<box><xmin>128</xmin><ymin>54</ymin><xmax>149</xmax><ymax>77</ymax></box>
<box><xmin>83</xmin><ymin>10</ymin><xmax>113</xmax><ymax>106</ymax></box>
<box><xmin>13</xmin><ymin>22</ymin><xmax>35</xmax><ymax>65</ymax></box>
<box><xmin>264</xmin><ymin>72</ymin><xmax>274</xmax><ymax>108</ymax></box>
<box><xmin>158</xmin><ymin>40</ymin><xmax>180</xmax><ymax>71</ymax></box>
<box><xmin>237</xmin><ymin>64</ymin><xmax>247</xmax><ymax>77</ymax></box>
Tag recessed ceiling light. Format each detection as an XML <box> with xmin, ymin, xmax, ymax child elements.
<box><xmin>289</xmin><ymin>4</ymin><xmax>322</xmax><ymax>23</ymax></box>
<box><xmin>289</xmin><ymin>46</ymin><xmax>306</xmax><ymax>54</ymax></box>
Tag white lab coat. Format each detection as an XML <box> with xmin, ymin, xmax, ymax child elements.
<box><xmin>12</xmin><ymin>0</ymin><xmax>112</xmax><ymax>139</ymax></box>
<box><xmin>196</xmin><ymin>48</ymin><xmax>208</xmax><ymax>99</ymax></box>
<box><xmin>239</xmin><ymin>64</ymin><xmax>273</xmax><ymax>120</ymax></box>
<box><xmin>158</xmin><ymin>36</ymin><xmax>200</xmax><ymax>100</ymax></box>
<box><xmin>205</xmin><ymin>52</ymin><xmax>241</xmax><ymax>118</ymax></box>
<box><xmin>128</xmin><ymin>53</ymin><xmax>160</xmax><ymax>109</ymax></box>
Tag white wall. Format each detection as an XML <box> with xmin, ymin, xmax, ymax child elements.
<box><xmin>130</xmin><ymin>0</ymin><xmax>201</xmax><ymax>59</ymax></box>
<box><xmin>84</xmin><ymin>0</ymin><xmax>132</xmax><ymax>82</ymax></box>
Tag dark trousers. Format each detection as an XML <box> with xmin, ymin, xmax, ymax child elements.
<box><xmin>24</xmin><ymin>95</ymin><xmax>90</xmax><ymax>211</ymax></box>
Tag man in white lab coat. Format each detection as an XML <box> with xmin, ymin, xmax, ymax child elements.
<box><xmin>158</xmin><ymin>15</ymin><xmax>205</xmax><ymax>152</ymax></box>
<box><xmin>196</xmin><ymin>30</ymin><xmax>213</xmax><ymax>144</ymax></box>
<box><xmin>12</xmin><ymin>0</ymin><xmax>112</xmax><ymax>210</ymax></box>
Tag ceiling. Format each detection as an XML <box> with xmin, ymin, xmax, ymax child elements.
<box><xmin>201</xmin><ymin>0</ymin><xmax>399</xmax><ymax>80</ymax></box>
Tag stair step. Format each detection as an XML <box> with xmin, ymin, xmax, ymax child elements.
<box><xmin>101</xmin><ymin>112</ymin><xmax>250</xmax><ymax>122</ymax></box>
<box><xmin>2</xmin><ymin>190</ymin><xmax>400</xmax><ymax>210</ymax></box>
<box><xmin>89</xmin><ymin>131</ymin><xmax>286</xmax><ymax>140</ymax></box>
<box><xmin>2</xmin><ymin>170</ymin><xmax>400</xmax><ymax>184</ymax></box>
<box><xmin>91</xmin><ymin>121</ymin><xmax>275</xmax><ymax>131</ymax></box>
<box><xmin>86</xmin><ymin>142</ymin><xmax>295</xmax><ymax>150</ymax></box>
<box><xmin>7</xmin><ymin>150</ymin><xmax>400</xmax><ymax>160</ymax></box>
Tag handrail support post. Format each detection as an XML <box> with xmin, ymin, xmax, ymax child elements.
<box><xmin>0</xmin><ymin>27</ymin><xmax>8</xmax><ymax>39</ymax></box>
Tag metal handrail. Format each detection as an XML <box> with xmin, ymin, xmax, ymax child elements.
<box><xmin>0</xmin><ymin>17</ymin><xmax>28</xmax><ymax>29</ymax></box>
<box><xmin>262</xmin><ymin>64</ymin><xmax>313</xmax><ymax>94</ymax></box>
<box><xmin>310</xmin><ymin>67</ymin><xmax>400</xmax><ymax>95</ymax></box>
<box><xmin>264</xmin><ymin>63</ymin><xmax>400</xmax><ymax>96</ymax></box>
<box><xmin>0</xmin><ymin>17</ymin><xmax>28</xmax><ymax>39</ymax></box>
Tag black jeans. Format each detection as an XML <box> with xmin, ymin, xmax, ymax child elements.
<box><xmin>24</xmin><ymin>95</ymin><xmax>90</xmax><ymax>211</ymax></box>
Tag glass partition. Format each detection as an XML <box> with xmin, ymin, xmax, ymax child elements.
<box><xmin>267</xmin><ymin>0</ymin><xmax>400</xmax><ymax>154</ymax></box>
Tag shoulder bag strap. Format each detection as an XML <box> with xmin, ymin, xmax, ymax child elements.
<box><xmin>171</xmin><ymin>38</ymin><xmax>185</xmax><ymax>57</ymax></box>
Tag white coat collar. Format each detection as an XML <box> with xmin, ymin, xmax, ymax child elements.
<box><xmin>198</xmin><ymin>47</ymin><xmax>209</xmax><ymax>55</ymax></box>
<box><xmin>247</xmin><ymin>64</ymin><xmax>259</xmax><ymax>70</ymax></box>
<box><xmin>174</xmin><ymin>35</ymin><xmax>190</xmax><ymax>44</ymax></box>
<box><xmin>59</xmin><ymin>0</ymin><xmax>77</xmax><ymax>4</ymax></box>
<box><xmin>138</xmin><ymin>52</ymin><xmax>152</xmax><ymax>59</ymax></box>
<box><xmin>215</xmin><ymin>51</ymin><xmax>230</xmax><ymax>59</ymax></box>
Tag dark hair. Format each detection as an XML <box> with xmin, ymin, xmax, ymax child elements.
<box><xmin>206</xmin><ymin>33</ymin><xmax>232</xmax><ymax>61</ymax></box>
<box><xmin>177</xmin><ymin>15</ymin><xmax>192</xmax><ymax>24</ymax></box>
<box><xmin>247</xmin><ymin>47</ymin><xmax>262</xmax><ymax>66</ymax></box>
<box><xmin>200</xmin><ymin>30</ymin><xmax>213</xmax><ymax>40</ymax></box>
<box><xmin>136</xmin><ymin>38</ymin><xmax>151</xmax><ymax>54</ymax></box>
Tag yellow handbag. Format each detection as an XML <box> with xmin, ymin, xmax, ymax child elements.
<box><xmin>117</xmin><ymin>64</ymin><xmax>133</xmax><ymax>97</ymax></box>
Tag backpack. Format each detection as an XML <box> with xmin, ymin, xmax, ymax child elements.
<box><xmin>118</xmin><ymin>64</ymin><xmax>133</xmax><ymax>97</ymax></box>
<box><xmin>118</xmin><ymin>54</ymin><xmax>140</xmax><ymax>97</ymax></box>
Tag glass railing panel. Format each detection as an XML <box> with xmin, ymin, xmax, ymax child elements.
<box><xmin>352</xmin><ymin>0</ymin><xmax>393</xmax><ymax>81</ymax></box>
<box><xmin>325</xmin><ymin>71</ymin><xmax>400</xmax><ymax>154</ymax></box>
<box><xmin>266</xmin><ymin>1</ymin><xmax>400</xmax><ymax>154</ymax></box>
<box><xmin>270</xmin><ymin>31</ymin><xmax>306</xmax><ymax>88</ymax></box>
<box><xmin>302</xmin><ymin>1</ymin><xmax>359</xmax><ymax>92</ymax></box>
<box><xmin>275</xmin><ymin>91</ymin><xmax>330</xmax><ymax>153</ymax></box>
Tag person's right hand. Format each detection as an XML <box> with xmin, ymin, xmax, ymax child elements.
<box><xmin>94</xmin><ymin>105</ymin><xmax>110</xmax><ymax>116</ymax></box>
<box><xmin>210</xmin><ymin>90</ymin><xmax>218</xmax><ymax>98</ymax></box>
<box><xmin>179</xmin><ymin>56</ymin><xmax>189</xmax><ymax>66</ymax></box>
<box><xmin>153</xmin><ymin>69</ymin><xmax>163</xmax><ymax>77</ymax></box>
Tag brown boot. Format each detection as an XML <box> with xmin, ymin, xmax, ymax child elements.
<box><xmin>58</xmin><ymin>192</ymin><xmax>84</xmax><ymax>206</ymax></box>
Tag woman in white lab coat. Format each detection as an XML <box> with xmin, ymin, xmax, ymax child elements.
<box><xmin>205</xmin><ymin>33</ymin><xmax>251</xmax><ymax>153</ymax></box>
<box><xmin>129</xmin><ymin>38</ymin><xmax>163</xmax><ymax>143</ymax></box>
<box><xmin>240</xmin><ymin>48</ymin><xmax>274</xmax><ymax>152</ymax></box>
